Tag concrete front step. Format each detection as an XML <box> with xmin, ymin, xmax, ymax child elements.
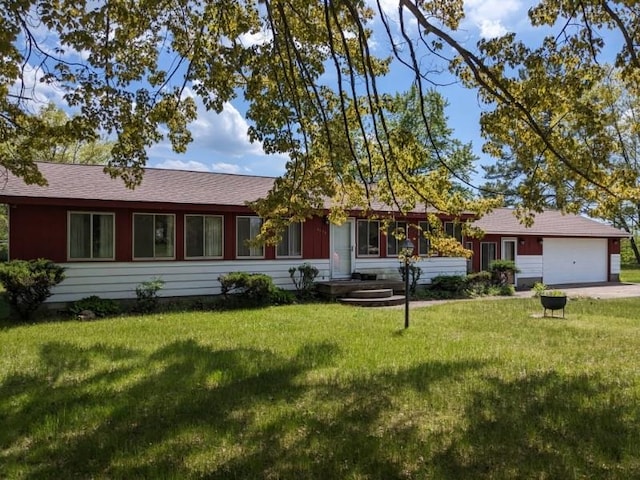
<box><xmin>338</xmin><ymin>295</ymin><xmax>406</xmax><ymax>307</ymax></box>
<box><xmin>348</xmin><ymin>288</ymin><xmax>394</xmax><ymax>299</ymax></box>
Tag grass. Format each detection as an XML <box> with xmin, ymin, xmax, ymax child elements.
<box><xmin>2</xmin><ymin>298</ymin><xmax>640</xmax><ymax>479</ymax></box>
<box><xmin>620</xmin><ymin>265</ymin><xmax>640</xmax><ymax>283</ymax></box>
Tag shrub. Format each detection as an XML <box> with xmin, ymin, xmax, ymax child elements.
<box><xmin>218</xmin><ymin>272</ymin><xmax>295</xmax><ymax>308</ymax></box>
<box><xmin>429</xmin><ymin>275</ymin><xmax>467</xmax><ymax>296</ymax></box>
<box><xmin>531</xmin><ymin>282</ymin><xmax>547</xmax><ymax>297</ymax></box>
<box><xmin>488</xmin><ymin>260</ymin><xmax>520</xmax><ymax>286</ymax></box>
<box><xmin>69</xmin><ymin>296</ymin><xmax>120</xmax><ymax>318</ymax></box>
<box><xmin>288</xmin><ymin>263</ymin><xmax>319</xmax><ymax>298</ymax></box>
<box><xmin>135</xmin><ymin>278</ymin><xmax>165</xmax><ymax>313</ymax></box>
<box><xmin>269</xmin><ymin>288</ymin><xmax>296</xmax><ymax>305</ymax></box>
<box><xmin>219</xmin><ymin>272</ymin><xmax>276</xmax><ymax>298</ymax></box>
<box><xmin>398</xmin><ymin>264</ymin><xmax>422</xmax><ymax>295</ymax></box>
<box><xmin>0</xmin><ymin>259</ymin><xmax>65</xmax><ymax>320</ymax></box>
<box><xmin>466</xmin><ymin>271</ymin><xmax>493</xmax><ymax>296</ymax></box>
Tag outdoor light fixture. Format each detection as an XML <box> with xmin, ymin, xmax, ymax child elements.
<box><xmin>401</xmin><ymin>238</ymin><xmax>415</xmax><ymax>329</ymax></box>
<box><xmin>519</xmin><ymin>238</ymin><xmax>525</xmax><ymax>246</ymax></box>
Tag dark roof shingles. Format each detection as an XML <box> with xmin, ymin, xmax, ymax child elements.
<box><xmin>0</xmin><ymin>162</ymin><xmax>275</xmax><ymax>206</ymax></box>
<box><xmin>474</xmin><ymin>208</ymin><xmax>628</xmax><ymax>238</ymax></box>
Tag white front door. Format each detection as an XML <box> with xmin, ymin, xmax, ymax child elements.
<box><xmin>501</xmin><ymin>237</ymin><xmax>517</xmax><ymax>284</ymax></box>
<box><xmin>331</xmin><ymin>219</ymin><xmax>355</xmax><ymax>279</ymax></box>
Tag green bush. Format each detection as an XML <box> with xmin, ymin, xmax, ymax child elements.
<box><xmin>218</xmin><ymin>272</ymin><xmax>294</xmax><ymax>308</ymax></box>
<box><xmin>398</xmin><ymin>264</ymin><xmax>423</xmax><ymax>295</ymax></box>
<box><xmin>69</xmin><ymin>296</ymin><xmax>120</xmax><ymax>318</ymax></box>
<box><xmin>135</xmin><ymin>278</ymin><xmax>165</xmax><ymax>313</ymax></box>
<box><xmin>288</xmin><ymin>263</ymin><xmax>319</xmax><ymax>298</ymax></box>
<box><xmin>0</xmin><ymin>259</ymin><xmax>65</xmax><ymax>320</ymax></box>
<box><xmin>269</xmin><ymin>288</ymin><xmax>296</xmax><ymax>305</ymax></box>
<box><xmin>488</xmin><ymin>260</ymin><xmax>520</xmax><ymax>286</ymax></box>
<box><xmin>466</xmin><ymin>271</ymin><xmax>493</xmax><ymax>296</ymax></box>
<box><xmin>219</xmin><ymin>272</ymin><xmax>276</xmax><ymax>299</ymax></box>
<box><xmin>429</xmin><ymin>275</ymin><xmax>467</xmax><ymax>296</ymax></box>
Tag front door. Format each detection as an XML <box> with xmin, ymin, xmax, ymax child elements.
<box><xmin>331</xmin><ymin>219</ymin><xmax>355</xmax><ymax>279</ymax></box>
<box><xmin>501</xmin><ymin>237</ymin><xmax>517</xmax><ymax>284</ymax></box>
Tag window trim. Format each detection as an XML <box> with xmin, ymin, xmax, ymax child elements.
<box><xmin>480</xmin><ymin>241</ymin><xmax>497</xmax><ymax>272</ymax></box>
<box><xmin>275</xmin><ymin>222</ymin><xmax>303</xmax><ymax>259</ymax></box>
<box><xmin>236</xmin><ymin>216</ymin><xmax>265</xmax><ymax>259</ymax></box>
<box><xmin>444</xmin><ymin>221</ymin><xmax>464</xmax><ymax>244</ymax></box>
<box><xmin>132</xmin><ymin>213</ymin><xmax>176</xmax><ymax>260</ymax></box>
<box><xmin>67</xmin><ymin>211</ymin><xmax>116</xmax><ymax>261</ymax></box>
<box><xmin>184</xmin><ymin>214</ymin><xmax>224</xmax><ymax>260</ymax></box>
<box><xmin>386</xmin><ymin>221</ymin><xmax>407</xmax><ymax>257</ymax></box>
<box><xmin>357</xmin><ymin>219</ymin><xmax>381</xmax><ymax>257</ymax></box>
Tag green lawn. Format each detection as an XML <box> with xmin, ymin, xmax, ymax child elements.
<box><xmin>2</xmin><ymin>298</ymin><xmax>640</xmax><ymax>479</ymax></box>
<box><xmin>620</xmin><ymin>265</ymin><xmax>640</xmax><ymax>283</ymax></box>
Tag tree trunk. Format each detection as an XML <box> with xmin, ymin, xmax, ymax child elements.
<box><xmin>630</xmin><ymin>236</ymin><xmax>640</xmax><ymax>265</ymax></box>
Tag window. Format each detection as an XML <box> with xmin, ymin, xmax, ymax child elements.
<box><xmin>185</xmin><ymin>215</ymin><xmax>223</xmax><ymax>258</ymax></box>
<box><xmin>133</xmin><ymin>214</ymin><xmax>175</xmax><ymax>259</ymax></box>
<box><xmin>236</xmin><ymin>216</ymin><xmax>264</xmax><ymax>257</ymax></box>
<box><xmin>466</xmin><ymin>241</ymin><xmax>474</xmax><ymax>273</ymax></box>
<box><xmin>444</xmin><ymin>221</ymin><xmax>463</xmax><ymax>243</ymax></box>
<box><xmin>68</xmin><ymin>212</ymin><xmax>115</xmax><ymax>260</ymax></box>
<box><xmin>357</xmin><ymin>220</ymin><xmax>380</xmax><ymax>256</ymax></box>
<box><xmin>277</xmin><ymin>222</ymin><xmax>302</xmax><ymax>257</ymax></box>
<box><xmin>481</xmin><ymin>242</ymin><xmax>497</xmax><ymax>271</ymax></box>
<box><xmin>418</xmin><ymin>221</ymin><xmax>430</xmax><ymax>256</ymax></box>
<box><xmin>386</xmin><ymin>221</ymin><xmax>407</xmax><ymax>256</ymax></box>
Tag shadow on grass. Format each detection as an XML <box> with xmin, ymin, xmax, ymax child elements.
<box><xmin>1</xmin><ymin>339</ymin><xmax>638</xmax><ymax>478</ymax></box>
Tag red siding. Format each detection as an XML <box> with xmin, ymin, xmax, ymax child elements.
<box><xmin>303</xmin><ymin>217</ymin><xmax>329</xmax><ymax>259</ymax></box>
<box><xmin>9</xmin><ymin>204</ymin><xmax>67</xmax><ymax>262</ymax></box>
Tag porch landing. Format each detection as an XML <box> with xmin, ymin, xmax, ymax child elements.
<box><xmin>316</xmin><ymin>279</ymin><xmax>405</xmax><ymax>299</ymax></box>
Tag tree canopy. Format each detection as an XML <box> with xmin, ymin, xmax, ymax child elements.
<box><xmin>2</xmin><ymin>1</ymin><xmax>639</xmax><ymax>233</ymax></box>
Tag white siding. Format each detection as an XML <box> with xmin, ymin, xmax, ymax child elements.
<box><xmin>516</xmin><ymin>255</ymin><xmax>543</xmax><ymax>278</ymax></box>
<box><xmin>49</xmin><ymin>260</ymin><xmax>331</xmax><ymax>303</ymax></box>
<box><xmin>354</xmin><ymin>256</ymin><xmax>467</xmax><ymax>284</ymax></box>
<box><xmin>610</xmin><ymin>253</ymin><xmax>621</xmax><ymax>275</ymax></box>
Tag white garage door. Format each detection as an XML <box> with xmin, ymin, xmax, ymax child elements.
<box><xmin>542</xmin><ymin>238</ymin><xmax>607</xmax><ymax>285</ymax></box>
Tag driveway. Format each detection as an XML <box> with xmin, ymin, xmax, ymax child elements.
<box><xmin>397</xmin><ymin>282</ymin><xmax>640</xmax><ymax>310</ymax></box>
<box><xmin>520</xmin><ymin>282</ymin><xmax>640</xmax><ymax>300</ymax></box>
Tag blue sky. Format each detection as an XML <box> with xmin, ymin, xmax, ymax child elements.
<box><xmin>147</xmin><ymin>0</ymin><xmax>535</xmax><ymax>184</ymax></box>
<box><xmin>16</xmin><ymin>0</ymin><xmax>537</xmax><ymax>182</ymax></box>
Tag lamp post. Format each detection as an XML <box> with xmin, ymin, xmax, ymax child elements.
<box><xmin>401</xmin><ymin>238</ymin><xmax>415</xmax><ymax>329</ymax></box>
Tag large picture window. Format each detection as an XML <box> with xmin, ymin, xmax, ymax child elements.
<box><xmin>386</xmin><ymin>221</ymin><xmax>407</xmax><ymax>256</ymax></box>
<box><xmin>68</xmin><ymin>212</ymin><xmax>115</xmax><ymax>260</ymax></box>
<box><xmin>236</xmin><ymin>217</ymin><xmax>264</xmax><ymax>258</ymax></box>
<box><xmin>481</xmin><ymin>242</ymin><xmax>497</xmax><ymax>271</ymax></box>
<box><xmin>185</xmin><ymin>215</ymin><xmax>223</xmax><ymax>258</ymax></box>
<box><xmin>277</xmin><ymin>222</ymin><xmax>302</xmax><ymax>258</ymax></box>
<box><xmin>357</xmin><ymin>220</ymin><xmax>380</xmax><ymax>256</ymax></box>
<box><xmin>133</xmin><ymin>214</ymin><xmax>175</xmax><ymax>259</ymax></box>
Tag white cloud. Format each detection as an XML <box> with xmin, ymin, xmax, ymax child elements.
<box><xmin>464</xmin><ymin>0</ymin><xmax>523</xmax><ymax>38</ymax></box>
<box><xmin>211</xmin><ymin>162</ymin><xmax>251</xmax><ymax>174</ymax></box>
<box><xmin>10</xmin><ymin>64</ymin><xmax>68</xmax><ymax>113</ymax></box>
<box><xmin>154</xmin><ymin>160</ymin><xmax>211</xmax><ymax>172</ymax></box>
<box><xmin>189</xmin><ymin>101</ymin><xmax>264</xmax><ymax>157</ymax></box>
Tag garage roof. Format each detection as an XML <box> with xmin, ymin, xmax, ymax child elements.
<box><xmin>474</xmin><ymin>208</ymin><xmax>629</xmax><ymax>238</ymax></box>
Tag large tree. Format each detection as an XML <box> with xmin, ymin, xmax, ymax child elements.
<box><xmin>0</xmin><ymin>102</ymin><xmax>113</xmax><ymax>166</ymax></box>
<box><xmin>2</xmin><ymin>1</ymin><xmax>638</xmax><ymax>234</ymax></box>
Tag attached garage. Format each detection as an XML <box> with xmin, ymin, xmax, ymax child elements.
<box><xmin>542</xmin><ymin>238</ymin><xmax>607</xmax><ymax>285</ymax></box>
<box><xmin>473</xmin><ymin>208</ymin><xmax>628</xmax><ymax>288</ymax></box>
